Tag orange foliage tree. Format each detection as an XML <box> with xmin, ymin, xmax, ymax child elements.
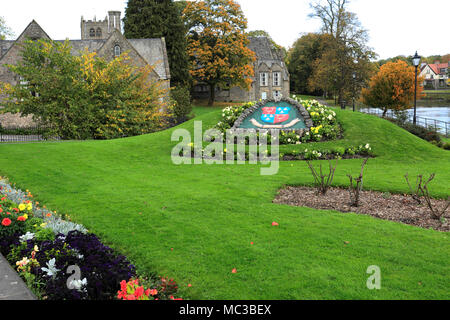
<box><xmin>182</xmin><ymin>0</ymin><xmax>256</xmax><ymax>105</ymax></box>
<box><xmin>361</xmin><ymin>60</ymin><xmax>425</xmax><ymax>117</ymax></box>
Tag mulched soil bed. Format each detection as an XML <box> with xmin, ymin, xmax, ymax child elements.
<box><xmin>274</xmin><ymin>186</ymin><xmax>450</xmax><ymax>232</ymax></box>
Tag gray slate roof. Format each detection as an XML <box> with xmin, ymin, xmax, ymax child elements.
<box><xmin>248</xmin><ymin>36</ymin><xmax>288</xmax><ymax>80</ymax></box>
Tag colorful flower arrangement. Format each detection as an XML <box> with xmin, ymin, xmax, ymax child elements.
<box><xmin>183</xmin><ymin>143</ymin><xmax>373</xmax><ymax>161</ymax></box>
<box><xmin>214</xmin><ymin>98</ymin><xmax>342</xmax><ymax>145</ymax></box>
<box><xmin>0</xmin><ymin>178</ymin><xmax>181</xmax><ymax>300</ymax></box>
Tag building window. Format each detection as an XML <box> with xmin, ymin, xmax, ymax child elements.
<box><xmin>260</xmin><ymin>72</ymin><xmax>268</xmax><ymax>87</ymax></box>
<box><xmin>89</xmin><ymin>28</ymin><xmax>95</xmax><ymax>37</ymax></box>
<box><xmin>261</xmin><ymin>92</ymin><xmax>267</xmax><ymax>100</ymax></box>
<box><xmin>96</xmin><ymin>28</ymin><xmax>102</xmax><ymax>38</ymax></box>
<box><xmin>114</xmin><ymin>45</ymin><xmax>121</xmax><ymax>57</ymax></box>
<box><xmin>273</xmin><ymin>90</ymin><xmax>281</xmax><ymax>99</ymax></box>
<box><xmin>273</xmin><ymin>72</ymin><xmax>281</xmax><ymax>87</ymax></box>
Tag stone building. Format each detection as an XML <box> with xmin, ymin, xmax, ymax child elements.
<box><xmin>192</xmin><ymin>36</ymin><xmax>290</xmax><ymax>102</ymax></box>
<box><xmin>0</xmin><ymin>11</ymin><xmax>170</xmax><ymax>128</ymax></box>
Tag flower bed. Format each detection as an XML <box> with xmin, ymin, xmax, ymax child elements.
<box><xmin>214</xmin><ymin>98</ymin><xmax>342</xmax><ymax>145</ymax></box>
<box><xmin>183</xmin><ymin>143</ymin><xmax>373</xmax><ymax>161</ymax></box>
<box><xmin>0</xmin><ymin>179</ymin><xmax>181</xmax><ymax>300</ymax></box>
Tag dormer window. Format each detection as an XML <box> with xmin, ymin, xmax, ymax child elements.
<box><xmin>114</xmin><ymin>45</ymin><xmax>121</xmax><ymax>57</ymax></box>
<box><xmin>96</xmin><ymin>28</ymin><xmax>102</xmax><ymax>38</ymax></box>
<box><xmin>89</xmin><ymin>28</ymin><xmax>95</xmax><ymax>37</ymax></box>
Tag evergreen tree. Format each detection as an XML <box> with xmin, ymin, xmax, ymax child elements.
<box><xmin>123</xmin><ymin>0</ymin><xmax>190</xmax><ymax>87</ymax></box>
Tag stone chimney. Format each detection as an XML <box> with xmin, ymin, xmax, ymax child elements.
<box><xmin>108</xmin><ymin>11</ymin><xmax>122</xmax><ymax>33</ymax></box>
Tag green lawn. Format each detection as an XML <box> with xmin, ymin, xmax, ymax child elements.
<box><xmin>0</xmin><ymin>104</ymin><xmax>449</xmax><ymax>300</ymax></box>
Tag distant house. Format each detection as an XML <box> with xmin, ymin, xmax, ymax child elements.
<box><xmin>192</xmin><ymin>36</ymin><xmax>290</xmax><ymax>102</ymax></box>
<box><xmin>419</xmin><ymin>61</ymin><xmax>449</xmax><ymax>89</ymax></box>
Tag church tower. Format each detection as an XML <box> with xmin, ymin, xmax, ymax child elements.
<box><xmin>81</xmin><ymin>11</ymin><xmax>122</xmax><ymax>40</ymax></box>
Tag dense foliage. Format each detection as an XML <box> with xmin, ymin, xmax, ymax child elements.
<box><xmin>170</xmin><ymin>85</ymin><xmax>193</xmax><ymax>124</ymax></box>
<box><xmin>0</xmin><ymin>40</ymin><xmax>170</xmax><ymax>140</ymax></box>
<box><xmin>287</xmin><ymin>33</ymin><xmax>332</xmax><ymax>95</ymax></box>
<box><xmin>123</xmin><ymin>0</ymin><xmax>191</xmax><ymax>87</ymax></box>
<box><xmin>182</xmin><ymin>0</ymin><xmax>256</xmax><ymax>105</ymax></box>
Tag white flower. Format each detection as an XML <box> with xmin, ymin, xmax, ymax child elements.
<box><xmin>41</xmin><ymin>258</ymin><xmax>60</xmax><ymax>278</ymax></box>
<box><xmin>19</xmin><ymin>232</ymin><xmax>35</xmax><ymax>243</ymax></box>
<box><xmin>365</xmin><ymin>144</ymin><xmax>370</xmax><ymax>149</ymax></box>
<box><xmin>69</xmin><ymin>278</ymin><xmax>88</xmax><ymax>292</ymax></box>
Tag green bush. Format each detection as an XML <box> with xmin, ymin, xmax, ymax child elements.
<box><xmin>391</xmin><ymin>120</ymin><xmax>441</xmax><ymax>144</ymax></box>
<box><xmin>171</xmin><ymin>86</ymin><xmax>192</xmax><ymax>124</ymax></box>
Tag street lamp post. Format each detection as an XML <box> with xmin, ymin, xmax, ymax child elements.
<box><xmin>352</xmin><ymin>72</ymin><xmax>356</xmax><ymax>112</ymax></box>
<box><xmin>412</xmin><ymin>51</ymin><xmax>421</xmax><ymax>125</ymax></box>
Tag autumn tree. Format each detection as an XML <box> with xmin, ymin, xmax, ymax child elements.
<box><xmin>361</xmin><ymin>60</ymin><xmax>425</xmax><ymax>117</ymax></box>
<box><xmin>287</xmin><ymin>33</ymin><xmax>333</xmax><ymax>95</ymax></box>
<box><xmin>309</xmin><ymin>0</ymin><xmax>376</xmax><ymax>107</ymax></box>
<box><xmin>182</xmin><ymin>0</ymin><xmax>256</xmax><ymax>106</ymax></box>
<box><xmin>0</xmin><ymin>39</ymin><xmax>169</xmax><ymax>139</ymax></box>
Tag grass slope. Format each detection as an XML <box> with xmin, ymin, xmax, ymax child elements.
<box><xmin>0</xmin><ymin>106</ymin><xmax>449</xmax><ymax>300</ymax></box>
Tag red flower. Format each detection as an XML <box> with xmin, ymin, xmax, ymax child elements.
<box><xmin>12</xmin><ymin>208</ymin><xmax>19</xmax><ymax>213</ymax></box>
<box><xmin>1</xmin><ymin>218</ymin><xmax>12</xmax><ymax>227</ymax></box>
<box><xmin>17</xmin><ymin>216</ymin><xmax>26</xmax><ymax>222</ymax></box>
<box><xmin>0</xmin><ymin>208</ymin><xmax>3</xmax><ymax>213</ymax></box>
<box><xmin>187</xmin><ymin>284</ymin><xmax>192</xmax><ymax>287</ymax></box>
<box><xmin>0</xmin><ymin>197</ymin><xmax>6</xmax><ymax>201</ymax></box>
<box><xmin>272</xmin><ymin>222</ymin><xmax>279</xmax><ymax>226</ymax></box>
<box><xmin>231</xmin><ymin>268</ymin><xmax>237</xmax><ymax>274</ymax></box>
<box><xmin>149</xmin><ymin>289</ymin><xmax>158</xmax><ymax>296</ymax></box>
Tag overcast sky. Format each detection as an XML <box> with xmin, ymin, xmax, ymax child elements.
<box><xmin>1</xmin><ymin>0</ymin><xmax>449</xmax><ymax>60</ymax></box>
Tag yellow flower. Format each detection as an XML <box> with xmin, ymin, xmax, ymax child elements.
<box><xmin>23</xmin><ymin>214</ymin><xmax>28</xmax><ymax>220</ymax></box>
<box><xmin>27</xmin><ymin>203</ymin><xmax>33</xmax><ymax>211</ymax></box>
<box><xmin>19</xmin><ymin>204</ymin><xmax>26</xmax><ymax>211</ymax></box>
<box><xmin>40</xmin><ymin>223</ymin><xmax>47</xmax><ymax>228</ymax></box>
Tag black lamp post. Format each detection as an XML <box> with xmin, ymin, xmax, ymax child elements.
<box><xmin>352</xmin><ymin>72</ymin><xmax>356</xmax><ymax>112</ymax></box>
<box><xmin>412</xmin><ymin>51</ymin><xmax>421</xmax><ymax>125</ymax></box>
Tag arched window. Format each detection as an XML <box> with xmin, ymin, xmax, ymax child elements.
<box><xmin>96</xmin><ymin>28</ymin><xmax>102</xmax><ymax>38</ymax></box>
<box><xmin>114</xmin><ymin>45</ymin><xmax>121</xmax><ymax>57</ymax></box>
<box><xmin>89</xmin><ymin>28</ymin><xmax>95</xmax><ymax>37</ymax></box>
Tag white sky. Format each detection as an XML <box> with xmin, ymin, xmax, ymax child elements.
<box><xmin>1</xmin><ymin>0</ymin><xmax>449</xmax><ymax>60</ymax></box>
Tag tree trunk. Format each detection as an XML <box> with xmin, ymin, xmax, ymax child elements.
<box><xmin>208</xmin><ymin>83</ymin><xmax>216</xmax><ymax>106</ymax></box>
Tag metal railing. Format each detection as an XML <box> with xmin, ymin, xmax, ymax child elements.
<box><xmin>0</xmin><ymin>126</ymin><xmax>57</xmax><ymax>143</ymax></box>
<box><xmin>359</xmin><ymin>108</ymin><xmax>449</xmax><ymax>137</ymax></box>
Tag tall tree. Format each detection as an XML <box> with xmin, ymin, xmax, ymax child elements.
<box><xmin>123</xmin><ymin>0</ymin><xmax>190</xmax><ymax>87</ymax></box>
<box><xmin>182</xmin><ymin>0</ymin><xmax>256</xmax><ymax>106</ymax></box>
<box><xmin>361</xmin><ymin>60</ymin><xmax>425</xmax><ymax>117</ymax></box>
<box><xmin>0</xmin><ymin>16</ymin><xmax>14</xmax><ymax>40</ymax></box>
<box><xmin>287</xmin><ymin>33</ymin><xmax>332</xmax><ymax>95</ymax></box>
<box><xmin>309</xmin><ymin>0</ymin><xmax>376</xmax><ymax>107</ymax></box>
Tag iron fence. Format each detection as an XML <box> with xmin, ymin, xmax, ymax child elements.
<box><xmin>359</xmin><ymin>108</ymin><xmax>449</xmax><ymax>137</ymax></box>
<box><xmin>0</xmin><ymin>126</ymin><xmax>58</xmax><ymax>143</ymax></box>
